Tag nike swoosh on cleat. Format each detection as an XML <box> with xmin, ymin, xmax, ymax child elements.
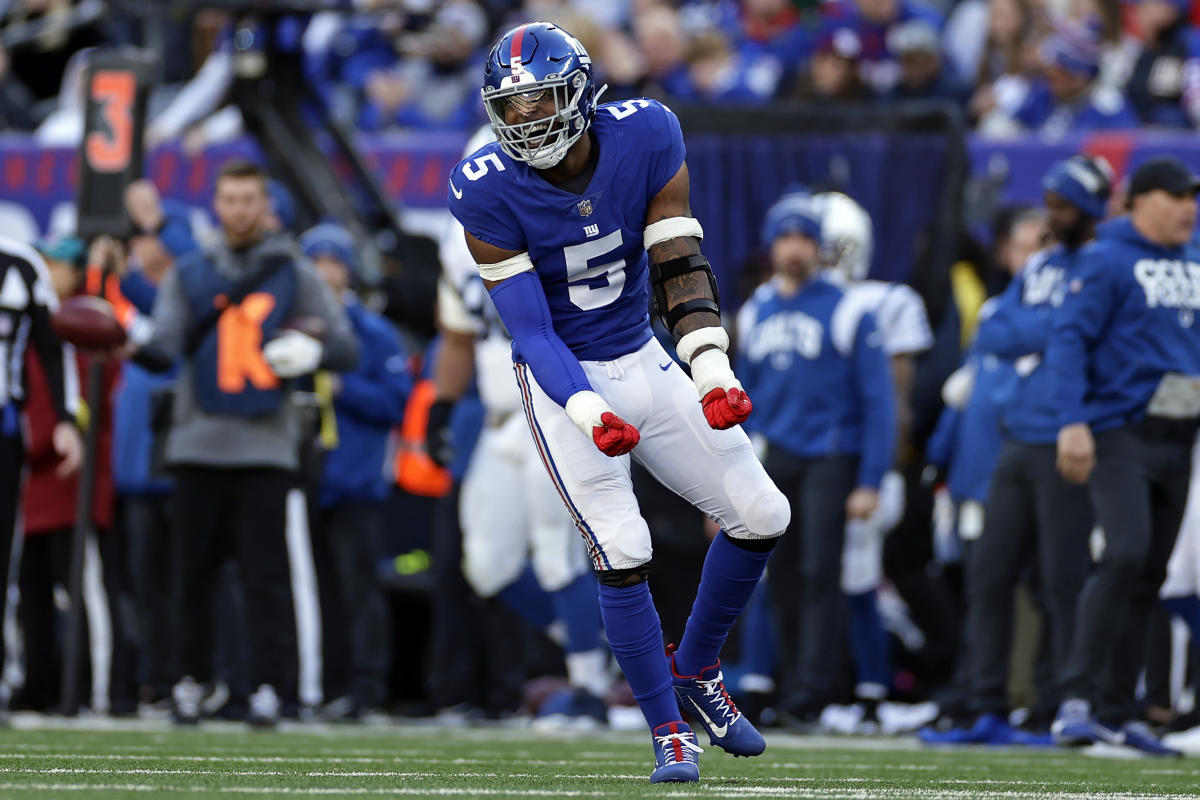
<box><xmin>688</xmin><ymin>698</ymin><xmax>728</xmax><ymax>738</ymax></box>
<box><xmin>450</xmin><ymin>178</ymin><xmax>463</xmax><ymax>200</ymax></box>
<box><xmin>659</xmin><ymin>362</ymin><xmax>672</xmax><ymax>371</ymax></box>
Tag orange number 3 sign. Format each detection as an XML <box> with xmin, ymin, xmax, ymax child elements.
<box><xmin>85</xmin><ymin>71</ymin><xmax>136</xmax><ymax>173</ymax></box>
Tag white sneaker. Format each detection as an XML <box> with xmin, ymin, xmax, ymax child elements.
<box><xmin>1161</xmin><ymin>724</ymin><xmax>1200</xmax><ymax>756</ymax></box>
<box><xmin>247</xmin><ymin>684</ymin><xmax>280</xmax><ymax>728</ymax></box>
<box><xmin>172</xmin><ymin>677</ymin><xmax>204</xmax><ymax>725</ymax></box>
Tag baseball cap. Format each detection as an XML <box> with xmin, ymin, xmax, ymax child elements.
<box><xmin>1128</xmin><ymin>157</ymin><xmax>1200</xmax><ymax>199</ymax></box>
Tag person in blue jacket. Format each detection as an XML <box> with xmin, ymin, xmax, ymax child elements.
<box><xmin>1048</xmin><ymin>157</ymin><xmax>1200</xmax><ymax>755</ymax></box>
<box><xmin>925</xmin><ymin>156</ymin><xmax>1111</xmax><ymax>745</ymax></box>
<box><xmin>302</xmin><ymin>223</ymin><xmax>412</xmax><ymax>719</ymax></box>
<box><xmin>1010</xmin><ymin>22</ymin><xmax>1140</xmax><ymax>136</ymax></box>
<box><xmin>737</xmin><ymin>192</ymin><xmax>896</xmax><ymax>725</ymax></box>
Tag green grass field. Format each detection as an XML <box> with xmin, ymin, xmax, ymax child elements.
<box><xmin>0</xmin><ymin>718</ymin><xmax>1197</xmax><ymax>799</ymax></box>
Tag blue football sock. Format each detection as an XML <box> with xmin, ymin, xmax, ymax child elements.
<box><xmin>673</xmin><ymin>531</ymin><xmax>773</xmax><ymax>678</ymax></box>
<box><xmin>551</xmin><ymin>572</ymin><xmax>602</xmax><ymax>654</ymax></box>
<box><xmin>847</xmin><ymin>589</ymin><xmax>891</xmax><ymax>695</ymax></box>
<box><xmin>1162</xmin><ymin>595</ymin><xmax>1200</xmax><ymax>652</ymax></box>
<box><xmin>497</xmin><ymin>565</ymin><xmax>554</xmax><ymax>630</ymax></box>
<box><xmin>597</xmin><ymin>580</ymin><xmax>679</xmax><ymax>730</ymax></box>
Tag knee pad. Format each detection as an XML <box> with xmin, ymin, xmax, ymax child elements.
<box><xmin>597</xmin><ymin>563</ymin><xmax>651</xmax><ymax>588</ymax></box>
<box><xmin>742</xmin><ymin>488</ymin><xmax>791</xmax><ymax>539</ymax></box>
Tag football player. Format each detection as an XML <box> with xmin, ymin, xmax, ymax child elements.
<box><xmin>431</xmin><ymin>126</ymin><xmax>611</xmax><ymax>729</ymax></box>
<box><xmin>817</xmin><ymin>191</ymin><xmax>931</xmax><ymax>731</ymax></box>
<box><xmin>447</xmin><ymin>23</ymin><xmax>790</xmax><ymax>783</ymax></box>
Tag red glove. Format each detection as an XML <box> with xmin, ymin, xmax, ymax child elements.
<box><xmin>701</xmin><ymin>386</ymin><xmax>752</xmax><ymax>430</ymax></box>
<box><xmin>592</xmin><ymin>411</ymin><xmax>640</xmax><ymax>456</ymax></box>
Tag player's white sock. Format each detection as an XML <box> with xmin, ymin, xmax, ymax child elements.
<box><xmin>566</xmin><ymin>648</ymin><xmax>609</xmax><ymax>698</ymax></box>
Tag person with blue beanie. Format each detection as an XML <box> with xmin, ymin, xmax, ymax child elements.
<box><xmin>1008</xmin><ymin>20</ymin><xmax>1139</xmax><ymax>135</ymax></box>
<box><xmin>302</xmin><ymin>222</ymin><xmax>411</xmax><ymax>718</ymax></box>
<box><xmin>737</xmin><ymin>191</ymin><xmax>896</xmax><ymax>726</ymax></box>
<box><xmin>1048</xmin><ymin>156</ymin><xmax>1200</xmax><ymax>755</ymax></box>
<box><xmin>922</xmin><ymin>156</ymin><xmax>1111</xmax><ymax>746</ymax></box>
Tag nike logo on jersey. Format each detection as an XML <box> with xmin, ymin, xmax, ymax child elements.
<box><xmin>659</xmin><ymin>362</ymin><xmax>672</xmax><ymax>371</ymax></box>
<box><xmin>688</xmin><ymin>697</ymin><xmax>729</xmax><ymax>738</ymax></box>
<box><xmin>450</xmin><ymin>178</ymin><xmax>463</xmax><ymax>200</ymax></box>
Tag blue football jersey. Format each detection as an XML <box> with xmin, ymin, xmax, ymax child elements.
<box><xmin>446</xmin><ymin>98</ymin><xmax>686</xmax><ymax>362</ymax></box>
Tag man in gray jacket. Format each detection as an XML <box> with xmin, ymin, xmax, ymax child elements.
<box><xmin>137</xmin><ymin>159</ymin><xmax>358</xmax><ymax>726</ymax></box>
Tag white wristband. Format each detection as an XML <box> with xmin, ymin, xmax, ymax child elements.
<box><xmin>689</xmin><ymin>349</ymin><xmax>741</xmax><ymax>398</ymax></box>
<box><xmin>676</xmin><ymin>327</ymin><xmax>729</xmax><ymax>363</ymax></box>
<box><xmin>564</xmin><ymin>390</ymin><xmax>612</xmax><ymax>437</ymax></box>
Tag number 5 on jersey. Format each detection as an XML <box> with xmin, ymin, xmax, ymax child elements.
<box><xmin>565</xmin><ymin>230</ymin><xmax>626</xmax><ymax>311</ymax></box>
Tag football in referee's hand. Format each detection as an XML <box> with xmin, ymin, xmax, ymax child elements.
<box><xmin>51</xmin><ymin>296</ymin><xmax>127</xmax><ymax>349</ymax></box>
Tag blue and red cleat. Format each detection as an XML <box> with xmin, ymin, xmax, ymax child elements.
<box><xmin>650</xmin><ymin>721</ymin><xmax>702</xmax><ymax>783</ymax></box>
<box><xmin>667</xmin><ymin>644</ymin><xmax>766</xmax><ymax>757</ymax></box>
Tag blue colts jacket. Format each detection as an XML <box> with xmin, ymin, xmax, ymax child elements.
<box><xmin>1046</xmin><ymin>216</ymin><xmax>1200</xmax><ymax>431</ymax></box>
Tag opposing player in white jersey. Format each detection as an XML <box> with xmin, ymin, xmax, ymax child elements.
<box><xmin>817</xmin><ymin>191</ymin><xmax>933</xmax><ymax>730</ymax></box>
<box><xmin>447</xmin><ymin>23</ymin><xmax>790</xmax><ymax>783</ymax></box>
<box><xmin>431</xmin><ymin>126</ymin><xmax>610</xmax><ymax>728</ymax></box>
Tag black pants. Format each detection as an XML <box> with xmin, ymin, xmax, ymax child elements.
<box><xmin>967</xmin><ymin>440</ymin><xmax>1093</xmax><ymax>716</ymax></box>
<box><xmin>1059</xmin><ymin>422</ymin><xmax>1195</xmax><ymax>725</ymax></box>
<box><xmin>0</xmin><ymin>427</ymin><xmax>21</xmax><ymax>682</ymax></box>
<box><xmin>125</xmin><ymin>494</ymin><xmax>174</xmax><ymax>701</ymax></box>
<box><xmin>17</xmin><ymin>527</ymin><xmax>136</xmax><ymax>713</ymax></box>
<box><xmin>763</xmin><ymin>449</ymin><xmax>857</xmax><ymax>711</ymax></box>
<box><xmin>313</xmin><ymin>500</ymin><xmax>392</xmax><ymax>708</ymax></box>
<box><xmin>170</xmin><ymin>466</ymin><xmax>298</xmax><ymax>698</ymax></box>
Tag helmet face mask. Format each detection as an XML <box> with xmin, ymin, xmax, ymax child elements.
<box><xmin>481</xmin><ymin>23</ymin><xmax>604</xmax><ymax>170</ymax></box>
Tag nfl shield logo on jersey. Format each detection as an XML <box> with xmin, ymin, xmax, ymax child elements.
<box><xmin>577</xmin><ymin>199</ymin><xmax>593</xmax><ymax>217</ymax></box>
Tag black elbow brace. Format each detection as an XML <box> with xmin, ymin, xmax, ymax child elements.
<box><xmin>649</xmin><ymin>254</ymin><xmax>721</xmax><ymax>335</ymax></box>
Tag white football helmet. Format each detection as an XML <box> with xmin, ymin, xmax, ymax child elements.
<box><xmin>818</xmin><ymin>192</ymin><xmax>874</xmax><ymax>283</ymax></box>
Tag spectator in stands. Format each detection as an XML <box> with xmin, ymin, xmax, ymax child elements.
<box><xmin>789</xmin><ymin>27</ymin><xmax>872</xmax><ymax>103</ymax></box>
<box><xmin>965</xmin><ymin>0</ymin><xmax>1042</xmax><ymax>127</ymax></box>
<box><xmin>358</xmin><ymin>0</ymin><xmax>488</xmax><ymax>131</ymax></box>
<box><xmin>737</xmin><ymin>0</ymin><xmax>814</xmax><ymax>74</ymax></box>
<box><xmin>996</xmin><ymin>20</ymin><xmax>1139</xmax><ymax>135</ymax></box>
<box><xmin>677</xmin><ymin>28</ymin><xmax>779</xmax><ymax>103</ymax></box>
<box><xmin>632</xmin><ymin>5</ymin><xmax>692</xmax><ymax>100</ymax></box>
<box><xmin>302</xmin><ymin>222</ymin><xmax>411</xmax><ymax>720</ymax></box>
<box><xmin>831</xmin><ymin>0</ymin><xmax>945</xmax><ymax>94</ymax></box>
<box><xmin>1125</xmin><ymin>0</ymin><xmax>1200</xmax><ymax>127</ymax></box>
<box><xmin>18</xmin><ymin>234</ymin><xmax>129</xmax><ymax>714</ymax></box>
<box><xmin>884</xmin><ymin>20</ymin><xmax>972</xmax><ymax>106</ymax></box>
<box><xmin>132</xmin><ymin>159</ymin><xmax>358</xmax><ymax>727</ymax></box>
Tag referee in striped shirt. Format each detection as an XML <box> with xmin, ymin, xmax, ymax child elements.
<box><xmin>0</xmin><ymin>233</ymin><xmax>83</xmax><ymax>670</ymax></box>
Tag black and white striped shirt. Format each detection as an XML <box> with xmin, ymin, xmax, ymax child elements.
<box><xmin>0</xmin><ymin>234</ymin><xmax>79</xmax><ymax>426</ymax></box>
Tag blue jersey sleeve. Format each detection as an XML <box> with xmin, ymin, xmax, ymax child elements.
<box><xmin>1046</xmin><ymin>249</ymin><xmax>1118</xmax><ymax>427</ymax></box>
<box><xmin>447</xmin><ymin>149</ymin><xmax>527</xmax><ymax>253</ymax></box>
<box><xmin>638</xmin><ymin>100</ymin><xmax>686</xmax><ymax>198</ymax></box>
<box><xmin>973</xmin><ymin>269</ymin><xmax>1053</xmax><ymax>358</ymax></box>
